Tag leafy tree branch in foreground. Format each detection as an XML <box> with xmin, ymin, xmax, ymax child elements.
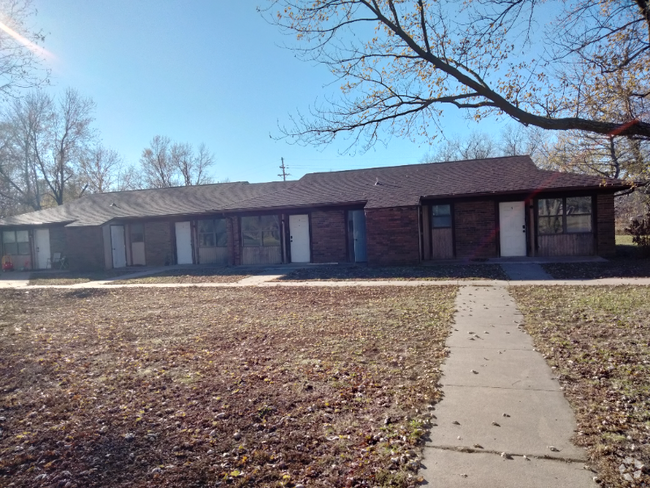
<box><xmin>268</xmin><ymin>0</ymin><xmax>650</xmax><ymax>148</ymax></box>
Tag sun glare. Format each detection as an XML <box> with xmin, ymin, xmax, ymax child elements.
<box><xmin>0</xmin><ymin>19</ymin><xmax>54</xmax><ymax>60</ymax></box>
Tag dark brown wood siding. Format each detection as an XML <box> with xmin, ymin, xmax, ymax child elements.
<box><xmin>537</xmin><ymin>234</ymin><xmax>594</xmax><ymax>256</ymax></box>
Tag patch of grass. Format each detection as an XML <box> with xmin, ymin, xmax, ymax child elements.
<box><xmin>277</xmin><ymin>264</ymin><xmax>507</xmax><ymax>281</ymax></box>
<box><xmin>28</xmin><ymin>269</ymin><xmax>133</xmax><ymax>286</ymax></box>
<box><xmin>616</xmin><ymin>235</ymin><xmax>634</xmax><ymax>246</ymax></box>
<box><xmin>0</xmin><ymin>286</ymin><xmax>456</xmax><ymax>487</ymax></box>
<box><xmin>110</xmin><ymin>266</ymin><xmax>255</xmax><ymax>284</ymax></box>
<box><xmin>511</xmin><ymin>286</ymin><xmax>650</xmax><ymax>487</ymax></box>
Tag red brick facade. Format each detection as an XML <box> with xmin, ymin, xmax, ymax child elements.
<box><xmin>596</xmin><ymin>193</ymin><xmax>616</xmax><ymax>257</ymax></box>
<box><xmin>228</xmin><ymin>216</ymin><xmax>241</xmax><ymax>266</ymax></box>
<box><xmin>453</xmin><ymin>200</ymin><xmax>498</xmax><ymax>259</ymax></box>
<box><xmin>144</xmin><ymin>222</ymin><xmax>173</xmax><ymax>266</ymax></box>
<box><xmin>42</xmin><ymin>192</ymin><xmax>620</xmax><ymax>270</ymax></box>
<box><xmin>311</xmin><ymin>210</ymin><xmax>348</xmax><ymax>263</ymax></box>
<box><xmin>365</xmin><ymin>207</ymin><xmax>420</xmax><ymax>265</ymax></box>
<box><xmin>65</xmin><ymin>227</ymin><xmax>106</xmax><ymax>271</ymax></box>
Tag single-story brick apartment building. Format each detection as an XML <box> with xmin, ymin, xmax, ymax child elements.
<box><xmin>0</xmin><ymin>156</ymin><xmax>628</xmax><ymax>271</ymax></box>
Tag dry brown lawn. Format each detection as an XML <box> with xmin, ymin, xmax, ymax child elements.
<box><xmin>110</xmin><ymin>267</ymin><xmax>255</xmax><ymax>284</ymax></box>
<box><xmin>511</xmin><ymin>286</ymin><xmax>650</xmax><ymax>487</ymax></box>
<box><xmin>0</xmin><ymin>286</ymin><xmax>456</xmax><ymax>487</ymax></box>
<box><xmin>276</xmin><ymin>264</ymin><xmax>507</xmax><ymax>281</ymax></box>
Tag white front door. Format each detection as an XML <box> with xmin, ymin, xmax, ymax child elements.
<box><xmin>499</xmin><ymin>201</ymin><xmax>527</xmax><ymax>257</ymax></box>
<box><xmin>175</xmin><ymin>221</ymin><xmax>193</xmax><ymax>264</ymax></box>
<box><xmin>351</xmin><ymin>210</ymin><xmax>368</xmax><ymax>262</ymax></box>
<box><xmin>110</xmin><ymin>225</ymin><xmax>127</xmax><ymax>268</ymax></box>
<box><xmin>34</xmin><ymin>228</ymin><xmax>51</xmax><ymax>269</ymax></box>
<box><xmin>289</xmin><ymin>214</ymin><xmax>310</xmax><ymax>263</ymax></box>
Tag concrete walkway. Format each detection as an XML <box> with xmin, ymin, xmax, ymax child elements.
<box><xmin>500</xmin><ymin>263</ymin><xmax>553</xmax><ymax>281</ymax></box>
<box><xmin>419</xmin><ymin>285</ymin><xmax>596</xmax><ymax>487</ymax></box>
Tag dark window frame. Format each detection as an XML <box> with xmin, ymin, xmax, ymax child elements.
<box><xmin>198</xmin><ymin>218</ymin><xmax>227</xmax><ymax>248</ymax></box>
<box><xmin>130</xmin><ymin>223</ymin><xmax>145</xmax><ymax>243</ymax></box>
<box><xmin>241</xmin><ymin>215</ymin><xmax>281</xmax><ymax>248</ymax></box>
<box><xmin>537</xmin><ymin>196</ymin><xmax>593</xmax><ymax>235</ymax></box>
<box><xmin>2</xmin><ymin>230</ymin><xmax>30</xmax><ymax>256</ymax></box>
<box><xmin>431</xmin><ymin>204</ymin><xmax>452</xmax><ymax>229</ymax></box>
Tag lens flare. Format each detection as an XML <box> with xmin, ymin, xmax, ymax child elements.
<box><xmin>0</xmin><ymin>20</ymin><xmax>54</xmax><ymax>60</ymax></box>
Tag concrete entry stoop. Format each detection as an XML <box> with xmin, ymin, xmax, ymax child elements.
<box><xmin>419</xmin><ymin>286</ymin><xmax>597</xmax><ymax>487</ymax></box>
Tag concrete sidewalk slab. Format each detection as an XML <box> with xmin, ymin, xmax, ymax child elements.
<box><xmin>0</xmin><ymin>272</ymin><xmax>30</xmax><ymax>288</ymax></box>
<box><xmin>421</xmin><ymin>285</ymin><xmax>596</xmax><ymax>486</ymax></box>
<box><xmin>501</xmin><ymin>263</ymin><xmax>553</xmax><ymax>281</ymax></box>
<box><xmin>441</xmin><ymin>349</ymin><xmax>559</xmax><ymax>390</ymax></box>
<box><xmin>428</xmin><ymin>386</ymin><xmax>585</xmax><ymax>459</ymax></box>
<box><xmin>420</xmin><ymin>450</ymin><xmax>595</xmax><ymax>488</ymax></box>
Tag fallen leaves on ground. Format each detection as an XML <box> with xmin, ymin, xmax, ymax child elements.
<box><xmin>277</xmin><ymin>264</ymin><xmax>507</xmax><ymax>281</ymax></box>
<box><xmin>27</xmin><ymin>270</ymin><xmax>133</xmax><ymax>286</ymax></box>
<box><xmin>0</xmin><ymin>286</ymin><xmax>456</xmax><ymax>487</ymax></box>
<box><xmin>543</xmin><ymin>258</ymin><xmax>650</xmax><ymax>280</ymax></box>
<box><xmin>511</xmin><ymin>286</ymin><xmax>650</xmax><ymax>487</ymax></box>
<box><xmin>110</xmin><ymin>267</ymin><xmax>258</xmax><ymax>284</ymax></box>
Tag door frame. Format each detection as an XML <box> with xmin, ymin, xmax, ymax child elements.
<box><xmin>347</xmin><ymin>209</ymin><xmax>368</xmax><ymax>263</ymax></box>
<box><xmin>110</xmin><ymin>225</ymin><xmax>128</xmax><ymax>268</ymax></box>
<box><xmin>498</xmin><ymin>201</ymin><xmax>527</xmax><ymax>257</ymax></box>
<box><xmin>289</xmin><ymin>214</ymin><xmax>311</xmax><ymax>263</ymax></box>
<box><xmin>175</xmin><ymin>221</ymin><xmax>194</xmax><ymax>264</ymax></box>
<box><xmin>34</xmin><ymin>228</ymin><xmax>51</xmax><ymax>270</ymax></box>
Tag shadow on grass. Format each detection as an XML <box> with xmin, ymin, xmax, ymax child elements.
<box><xmin>29</xmin><ymin>269</ymin><xmax>133</xmax><ymax>286</ymax></box>
<box><xmin>109</xmin><ymin>266</ymin><xmax>261</xmax><ymax>284</ymax></box>
<box><xmin>543</xmin><ymin>244</ymin><xmax>650</xmax><ymax>279</ymax></box>
<box><xmin>276</xmin><ymin>264</ymin><xmax>508</xmax><ymax>281</ymax></box>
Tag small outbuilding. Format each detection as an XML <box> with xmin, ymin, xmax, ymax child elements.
<box><xmin>0</xmin><ymin>156</ymin><xmax>627</xmax><ymax>270</ymax></box>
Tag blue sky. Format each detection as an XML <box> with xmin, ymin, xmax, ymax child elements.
<box><xmin>33</xmin><ymin>1</ymin><xmax>502</xmax><ymax>183</ymax></box>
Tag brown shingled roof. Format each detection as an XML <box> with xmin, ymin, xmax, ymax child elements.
<box><xmin>221</xmin><ymin>155</ymin><xmax>627</xmax><ymax>211</ymax></box>
<box><xmin>0</xmin><ymin>156</ymin><xmax>628</xmax><ymax>227</ymax></box>
<box><xmin>0</xmin><ymin>181</ymin><xmax>293</xmax><ymax>227</ymax></box>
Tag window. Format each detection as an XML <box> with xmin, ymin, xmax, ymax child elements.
<box><xmin>538</xmin><ymin>196</ymin><xmax>592</xmax><ymax>234</ymax></box>
<box><xmin>2</xmin><ymin>230</ymin><xmax>30</xmax><ymax>255</ymax></box>
<box><xmin>241</xmin><ymin>215</ymin><xmax>280</xmax><ymax>247</ymax></box>
<box><xmin>198</xmin><ymin>219</ymin><xmax>227</xmax><ymax>247</ymax></box>
<box><xmin>130</xmin><ymin>223</ymin><xmax>144</xmax><ymax>243</ymax></box>
<box><xmin>431</xmin><ymin>204</ymin><xmax>452</xmax><ymax>228</ymax></box>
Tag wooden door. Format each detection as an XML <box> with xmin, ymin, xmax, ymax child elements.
<box><xmin>34</xmin><ymin>228</ymin><xmax>51</xmax><ymax>269</ymax></box>
<box><xmin>499</xmin><ymin>201</ymin><xmax>527</xmax><ymax>257</ymax></box>
<box><xmin>350</xmin><ymin>210</ymin><xmax>367</xmax><ymax>262</ymax></box>
<box><xmin>110</xmin><ymin>225</ymin><xmax>127</xmax><ymax>268</ymax></box>
<box><xmin>175</xmin><ymin>221</ymin><xmax>193</xmax><ymax>264</ymax></box>
<box><xmin>289</xmin><ymin>214</ymin><xmax>310</xmax><ymax>263</ymax></box>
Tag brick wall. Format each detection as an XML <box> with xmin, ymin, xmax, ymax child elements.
<box><xmin>454</xmin><ymin>200</ymin><xmax>498</xmax><ymax>259</ymax></box>
<box><xmin>145</xmin><ymin>221</ymin><xmax>173</xmax><ymax>266</ymax></box>
<box><xmin>311</xmin><ymin>210</ymin><xmax>348</xmax><ymax>263</ymax></box>
<box><xmin>228</xmin><ymin>216</ymin><xmax>241</xmax><ymax>265</ymax></box>
<box><xmin>596</xmin><ymin>193</ymin><xmax>616</xmax><ymax>257</ymax></box>
<box><xmin>64</xmin><ymin>226</ymin><xmax>106</xmax><ymax>271</ymax></box>
<box><xmin>49</xmin><ymin>226</ymin><xmax>67</xmax><ymax>255</ymax></box>
<box><xmin>366</xmin><ymin>207</ymin><xmax>420</xmax><ymax>265</ymax></box>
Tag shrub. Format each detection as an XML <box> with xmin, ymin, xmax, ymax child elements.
<box><xmin>625</xmin><ymin>209</ymin><xmax>650</xmax><ymax>255</ymax></box>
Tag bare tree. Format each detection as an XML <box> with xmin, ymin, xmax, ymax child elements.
<box><xmin>269</xmin><ymin>0</ymin><xmax>650</xmax><ymax>149</ymax></box>
<box><xmin>78</xmin><ymin>145</ymin><xmax>125</xmax><ymax>193</ymax></box>
<box><xmin>140</xmin><ymin>136</ymin><xmax>214</xmax><ymax>188</ymax></box>
<box><xmin>0</xmin><ymin>90</ymin><xmax>53</xmax><ymax>211</ymax></box>
<box><xmin>140</xmin><ymin>135</ymin><xmax>176</xmax><ymax>188</ymax></box>
<box><xmin>422</xmin><ymin>132</ymin><xmax>496</xmax><ymax>163</ymax></box>
<box><xmin>0</xmin><ymin>0</ymin><xmax>49</xmax><ymax>99</ymax></box>
<box><xmin>0</xmin><ymin>88</ymin><xmax>96</xmax><ymax>210</ymax></box>
<box><xmin>40</xmin><ymin>88</ymin><xmax>95</xmax><ymax>204</ymax></box>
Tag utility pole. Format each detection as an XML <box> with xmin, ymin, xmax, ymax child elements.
<box><xmin>278</xmin><ymin>157</ymin><xmax>290</xmax><ymax>181</ymax></box>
